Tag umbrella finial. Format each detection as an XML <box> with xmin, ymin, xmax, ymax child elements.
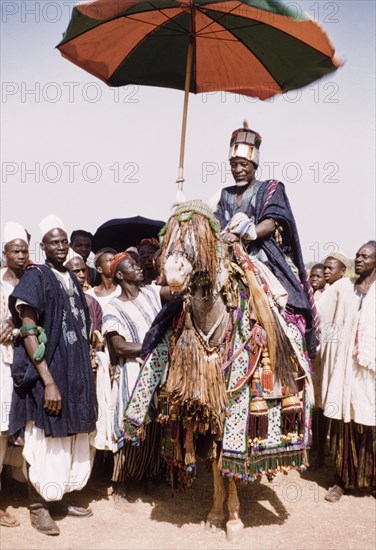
<box><xmin>174</xmin><ymin>189</ymin><xmax>187</xmax><ymax>206</ymax></box>
<box><xmin>243</xmin><ymin>120</ymin><xmax>249</xmax><ymax>129</ymax></box>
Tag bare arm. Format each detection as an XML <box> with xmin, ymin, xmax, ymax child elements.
<box><xmin>159</xmin><ymin>285</ymin><xmax>171</xmax><ymax>302</ymax></box>
<box><xmin>107</xmin><ymin>333</ymin><xmax>142</xmax><ymax>359</ymax></box>
<box><xmin>19</xmin><ymin>305</ymin><xmax>62</xmax><ymax>415</ymax></box>
<box><xmin>255</xmin><ymin>218</ymin><xmax>276</xmax><ymax>239</ymax></box>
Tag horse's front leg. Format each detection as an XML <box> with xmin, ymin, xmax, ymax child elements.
<box><xmin>206</xmin><ymin>461</ymin><xmax>225</xmax><ymax>531</ymax></box>
<box><xmin>226</xmin><ymin>477</ymin><xmax>244</xmax><ymax>540</ymax></box>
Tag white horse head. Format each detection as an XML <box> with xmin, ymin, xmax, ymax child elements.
<box><xmin>164</xmin><ymin>252</ymin><xmax>193</xmax><ymax>295</ymax></box>
<box><xmin>161</xmin><ymin>200</ymin><xmax>228</xmax><ymax>297</ymax></box>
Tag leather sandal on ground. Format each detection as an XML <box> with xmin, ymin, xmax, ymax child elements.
<box><xmin>66</xmin><ymin>505</ymin><xmax>93</xmax><ymax>517</ymax></box>
<box><xmin>49</xmin><ymin>503</ymin><xmax>93</xmax><ymax>518</ymax></box>
<box><xmin>324</xmin><ymin>484</ymin><xmax>345</xmax><ymax>502</ymax></box>
<box><xmin>30</xmin><ymin>507</ymin><xmax>60</xmax><ymax>536</ymax></box>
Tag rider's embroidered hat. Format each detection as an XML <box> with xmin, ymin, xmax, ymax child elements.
<box><xmin>229</xmin><ymin>121</ymin><xmax>262</xmax><ymax>167</ymax></box>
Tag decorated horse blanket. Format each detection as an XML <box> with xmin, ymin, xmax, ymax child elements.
<box><xmin>124</xmin><ymin>280</ymin><xmax>311</xmax><ymax>483</ymax></box>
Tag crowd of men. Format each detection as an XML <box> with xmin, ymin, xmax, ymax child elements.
<box><xmin>1</xmin><ymin>124</ymin><xmax>375</xmax><ymax>537</ymax></box>
<box><xmin>0</xmin><ymin>220</ymin><xmax>168</xmax><ymax>534</ymax></box>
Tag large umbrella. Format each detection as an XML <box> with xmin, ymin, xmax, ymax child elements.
<box><xmin>57</xmin><ymin>0</ymin><xmax>342</xmax><ymax>190</ymax></box>
<box><xmin>92</xmin><ymin>215</ymin><xmax>165</xmax><ymax>252</ymax></box>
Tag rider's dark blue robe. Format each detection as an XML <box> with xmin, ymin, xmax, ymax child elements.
<box><xmin>215</xmin><ymin>180</ymin><xmax>317</xmax><ymax>357</ymax></box>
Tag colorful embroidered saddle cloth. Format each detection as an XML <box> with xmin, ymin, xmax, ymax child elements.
<box><xmin>124</xmin><ymin>302</ymin><xmax>311</xmax><ymax>481</ymax></box>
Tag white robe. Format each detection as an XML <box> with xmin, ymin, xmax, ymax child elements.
<box><xmin>24</xmin><ymin>421</ymin><xmax>94</xmax><ymax>501</ymax></box>
<box><xmin>0</xmin><ymin>268</ymin><xmax>14</xmax><ymax>433</ymax></box>
<box><xmin>85</xmin><ymin>285</ymin><xmax>121</xmax><ymax>308</ymax></box>
<box><xmin>0</xmin><ymin>268</ymin><xmax>26</xmax><ymax>482</ymax></box>
<box><xmin>318</xmin><ymin>278</ymin><xmax>375</xmax><ymax>426</ymax></box>
<box><xmin>102</xmin><ymin>286</ymin><xmax>162</xmax><ymax>451</ymax></box>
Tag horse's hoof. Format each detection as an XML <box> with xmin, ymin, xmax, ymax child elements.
<box><xmin>205</xmin><ymin>514</ymin><xmax>225</xmax><ymax>532</ymax></box>
<box><xmin>226</xmin><ymin>519</ymin><xmax>244</xmax><ymax>541</ymax></box>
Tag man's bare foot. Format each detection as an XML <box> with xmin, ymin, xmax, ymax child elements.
<box><xmin>0</xmin><ymin>509</ymin><xmax>20</xmax><ymax>527</ymax></box>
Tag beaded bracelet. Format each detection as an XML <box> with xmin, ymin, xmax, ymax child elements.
<box><xmin>19</xmin><ymin>324</ymin><xmax>47</xmax><ymax>361</ymax></box>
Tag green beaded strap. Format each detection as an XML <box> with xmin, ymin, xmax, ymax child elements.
<box><xmin>20</xmin><ymin>324</ymin><xmax>38</xmax><ymax>332</ymax></box>
<box><xmin>20</xmin><ymin>324</ymin><xmax>47</xmax><ymax>361</ymax></box>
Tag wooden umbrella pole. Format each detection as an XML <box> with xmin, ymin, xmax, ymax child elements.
<box><xmin>177</xmin><ymin>34</ymin><xmax>194</xmax><ymax>192</ymax></box>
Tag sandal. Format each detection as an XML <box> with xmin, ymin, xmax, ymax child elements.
<box><xmin>0</xmin><ymin>510</ymin><xmax>20</xmax><ymax>527</ymax></box>
<box><xmin>325</xmin><ymin>484</ymin><xmax>345</xmax><ymax>502</ymax></box>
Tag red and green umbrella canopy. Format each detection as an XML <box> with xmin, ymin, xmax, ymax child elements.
<box><xmin>57</xmin><ymin>0</ymin><xmax>342</xmax><ymax>189</ymax></box>
<box><xmin>58</xmin><ymin>0</ymin><xmax>341</xmax><ymax>98</ymax></box>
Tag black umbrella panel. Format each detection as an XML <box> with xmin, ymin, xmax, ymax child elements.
<box><xmin>92</xmin><ymin>216</ymin><xmax>165</xmax><ymax>253</ymax></box>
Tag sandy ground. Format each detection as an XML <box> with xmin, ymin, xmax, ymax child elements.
<box><xmin>1</xmin><ymin>458</ymin><xmax>375</xmax><ymax>550</ymax></box>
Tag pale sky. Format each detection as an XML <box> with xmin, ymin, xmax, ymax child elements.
<box><xmin>1</xmin><ymin>0</ymin><xmax>375</xmax><ymax>265</ymax></box>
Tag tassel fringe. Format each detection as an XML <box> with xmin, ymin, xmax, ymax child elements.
<box><xmin>166</xmin><ymin>311</ymin><xmax>229</xmax><ymax>439</ymax></box>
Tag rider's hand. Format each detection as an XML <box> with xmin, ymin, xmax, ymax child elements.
<box><xmin>222</xmin><ymin>231</ymin><xmax>240</xmax><ymax>244</ymax></box>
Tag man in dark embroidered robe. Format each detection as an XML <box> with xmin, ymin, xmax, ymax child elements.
<box><xmin>9</xmin><ymin>215</ymin><xmax>97</xmax><ymax>536</ymax></box>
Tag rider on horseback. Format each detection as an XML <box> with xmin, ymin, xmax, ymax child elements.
<box><xmin>214</xmin><ymin>122</ymin><xmax>318</xmax><ymax>359</ymax></box>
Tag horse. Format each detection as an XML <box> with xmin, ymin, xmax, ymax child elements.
<box><xmin>124</xmin><ymin>200</ymin><xmax>312</xmax><ymax>540</ymax></box>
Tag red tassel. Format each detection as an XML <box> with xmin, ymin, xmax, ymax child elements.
<box><xmin>281</xmin><ymin>395</ymin><xmax>303</xmax><ymax>436</ymax></box>
<box><xmin>249</xmin><ymin>414</ymin><xmax>269</xmax><ymax>440</ymax></box>
<box><xmin>249</xmin><ymin>397</ymin><xmax>269</xmax><ymax>440</ymax></box>
<box><xmin>261</xmin><ymin>348</ymin><xmax>273</xmax><ymax>393</ymax></box>
<box><xmin>262</xmin><ymin>366</ymin><xmax>274</xmax><ymax>393</ymax></box>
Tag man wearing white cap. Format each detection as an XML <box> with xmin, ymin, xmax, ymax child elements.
<box><xmin>0</xmin><ymin>222</ymin><xmax>29</xmax><ymax>527</ymax></box>
<box><xmin>313</xmin><ymin>250</ymin><xmax>348</xmax><ymax>468</ymax></box>
<box><xmin>323</xmin><ymin>250</ymin><xmax>348</xmax><ymax>285</ymax></box>
<box><xmin>8</xmin><ymin>215</ymin><xmax>97</xmax><ymax>536</ymax></box>
<box><xmin>215</xmin><ymin>122</ymin><xmax>318</xmax><ymax>358</ymax></box>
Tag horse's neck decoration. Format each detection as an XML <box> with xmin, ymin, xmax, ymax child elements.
<box><xmin>124</xmin><ymin>200</ymin><xmax>313</xmax><ymax>540</ymax></box>
<box><xmin>161</xmin><ymin>200</ymin><xmax>275</xmax><ymax>350</ymax></box>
